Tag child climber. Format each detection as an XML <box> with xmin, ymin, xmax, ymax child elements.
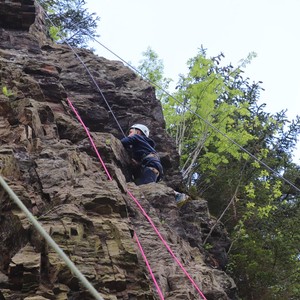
<box><xmin>121</xmin><ymin>124</ymin><xmax>188</xmax><ymax>204</ymax></box>
<box><xmin>121</xmin><ymin>124</ymin><xmax>163</xmax><ymax>185</ymax></box>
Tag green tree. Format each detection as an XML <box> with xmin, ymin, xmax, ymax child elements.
<box><xmin>40</xmin><ymin>0</ymin><xmax>99</xmax><ymax>47</ymax></box>
<box><xmin>162</xmin><ymin>47</ymin><xmax>300</xmax><ymax>299</ymax></box>
<box><xmin>164</xmin><ymin>48</ymin><xmax>255</xmax><ymax>186</ymax></box>
<box><xmin>137</xmin><ymin>47</ymin><xmax>172</xmax><ymax>102</ymax></box>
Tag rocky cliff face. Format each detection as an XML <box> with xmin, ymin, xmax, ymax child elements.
<box><xmin>0</xmin><ymin>2</ymin><xmax>238</xmax><ymax>300</ymax></box>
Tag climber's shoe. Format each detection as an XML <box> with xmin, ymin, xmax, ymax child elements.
<box><xmin>175</xmin><ymin>193</ymin><xmax>189</xmax><ymax>206</ymax></box>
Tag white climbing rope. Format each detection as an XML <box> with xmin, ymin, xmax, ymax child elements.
<box><xmin>0</xmin><ymin>175</ymin><xmax>104</xmax><ymax>300</ymax></box>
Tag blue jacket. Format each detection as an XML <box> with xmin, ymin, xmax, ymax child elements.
<box><xmin>121</xmin><ymin>134</ymin><xmax>163</xmax><ymax>180</ymax></box>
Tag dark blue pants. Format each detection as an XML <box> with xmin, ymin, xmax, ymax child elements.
<box><xmin>136</xmin><ymin>166</ymin><xmax>158</xmax><ymax>185</ymax></box>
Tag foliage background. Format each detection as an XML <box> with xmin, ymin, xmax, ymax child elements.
<box><xmin>137</xmin><ymin>47</ymin><xmax>300</xmax><ymax>300</ymax></box>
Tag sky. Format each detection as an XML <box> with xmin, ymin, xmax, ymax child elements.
<box><xmin>85</xmin><ymin>0</ymin><xmax>300</xmax><ymax>161</ymax></box>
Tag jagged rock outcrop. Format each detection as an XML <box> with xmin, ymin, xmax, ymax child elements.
<box><xmin>0</xmin><ymin>0</ymin><xmax>36</xmax><ymax>31</ymax></box>
<box><xmin>0</xmin><ymin>2</ymin><xmax>238</xmax><ymax>300</ymax></box>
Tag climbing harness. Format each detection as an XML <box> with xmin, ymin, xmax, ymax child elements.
<box><xmin>148</xmin><ymin>167</ymin><xmax>159</xmax><ymax>175</ymax></box>
<box><xmin>143</xmin><ymin>152</ymin><xmax>160</xmax><ymax>160</ymax></box>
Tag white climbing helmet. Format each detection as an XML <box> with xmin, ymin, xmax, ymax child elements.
<box><xmin>130</xmin><ymin>124</ymin><xmax>150</xmax><ymax>137</ymax></box>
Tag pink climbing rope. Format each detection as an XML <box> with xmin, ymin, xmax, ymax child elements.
<box><xmin>134</xmin><ymin>233</ymin><xmax>165</xmax><ymax>300</ymax></box>
<box><xmin>67</xmin><ymin>96</ymin><xmax>207</xmax><ymax>300</ymax></box>
<box><xmin>67</xmin><ymin>97</ymin><xmax>112</xmax><ymax>181</ymax></box>
<box><xmin>127</xmin><ymin>189</ymin><xmax>207</xmax><ymax>300</ymax></box>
